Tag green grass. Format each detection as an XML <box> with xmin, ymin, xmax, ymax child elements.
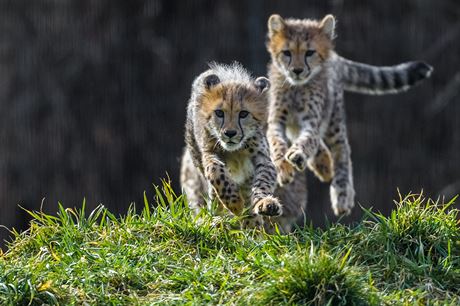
<box><xmin>0</xmin><ymin>181</ymin><xmax>459</xmax><ymax>305</ymax></box>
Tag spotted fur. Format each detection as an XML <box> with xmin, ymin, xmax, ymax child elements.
<box><xmin>266</xmin><ymin>14</ymin><xmax>433</xmax><ymax>218</ymax></box>
<box><xmin>180</xmin><ymin>62</ymin><xmax>283</xmax><ymax>228</ymax></box>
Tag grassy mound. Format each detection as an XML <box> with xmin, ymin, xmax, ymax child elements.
<box><xmin>0</xmin><ymin>182</ymin><xmax>459</xmax><ymax>305</ymax></box>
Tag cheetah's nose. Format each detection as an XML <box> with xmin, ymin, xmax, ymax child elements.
<box><xmin>292</xmin><ymin>68</ymin><xmax>304</xmax><ymax>75</ymax></box>
<box><xmin>224</xmin><ymin>130</ymin><xmax>237</xmax><ymax>138</ymax></box>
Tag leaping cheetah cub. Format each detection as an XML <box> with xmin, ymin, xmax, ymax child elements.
<box><xmin>266</xmin><ymin>14</ymin><xmax>433</xmax><ymax>216</ymax></box>
<box><xmin>180</xmin><ymin>62</ymin><xmax>283</xmax><ymax>227</ymax></box>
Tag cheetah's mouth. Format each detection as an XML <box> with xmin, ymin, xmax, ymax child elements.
<box><xmin>220</xmin><ymin>139</ymin><xmax>244</xmax><ymax>152</ymax></box>
<box><xmin>225</xmin><ymin>141</ymin><xmax>239</xmax><ymax>148</ymax></box>
<box><xmin>286</xmin><ymin>66</ymin><xmax>322</xmax><ymax>86</ymax></box>
<box><xmin>288</xmin><ymin>72</ymin><xmax>310</xmax><ymax>84</ymax></box>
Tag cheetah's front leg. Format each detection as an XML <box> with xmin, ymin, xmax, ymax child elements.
<box><xmin>285</xmin><ymin>94</ymin><xmax>325</xmax><ymax>175</ymax></box>
<box><xmin>202</xmin><ymin>153</ymin><xmax>244</xmax><ymax>215</ymax></box>
<box><xmin>267</xmin><ymin>119</ymin><xmax>296</xmax><ymax>186</ymax></box>
<box><xmin>250</xmin><ymin>137</ymin><xmax>283</xmax><ymax>217</ymax></box>
<box><xmin>285</xmin><ymin>129</ymin><xmax>320</xmax><ymax>172</ymax></box>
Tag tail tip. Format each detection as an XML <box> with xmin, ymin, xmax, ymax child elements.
<box><xmin>414</xmin><ymin>61</ymin><xmax>433</xmax><ymax>77</ymax></box>
<box><xmin>408</xmin><ymin>61</ymin><xmax>433</xmax><ymax>85</ymax></box>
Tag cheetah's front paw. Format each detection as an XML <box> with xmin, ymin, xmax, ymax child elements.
<box><xmin>275</xmin><ymin>159</ymin><xmax>296</xmax><ymax>186</ymax></box>
<box><xmin>330</xmin><ymin>184</ymin><xmax>355</xmax><ymax>216</ymax></box>
<box><xmin>254</xmin><ymin>196</ymin><xmax>283</xmax><ymax>217</ymax></box>
<box><xmin>285</xmin><ymin>147</ymin><xmax>308</xmax><ymax>172</ymax></box>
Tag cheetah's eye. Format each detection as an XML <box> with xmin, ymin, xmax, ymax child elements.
<box><xmin>214</xmin><ymin>110</ymin><xmax>224</xmax><ymax>118</ymax></box>
<box><xmin>239</xmin><ymin>111</ymin><xmax>249</xmax><ymax>118</ymax></box>
<box><xmin>282</xmin><ymin>50</ymin><xmax>291</xmax><ymax>57</ymax></box>
<box><xmin>305</xmin><ymin>50</ymin><xmax>316</xmax><ymax>57</ymax></box>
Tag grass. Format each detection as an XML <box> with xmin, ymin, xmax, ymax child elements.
<box><xmin>0</xmin><ymin>181</ymin><xmax>459</xmax><ymax>305</ymax></box>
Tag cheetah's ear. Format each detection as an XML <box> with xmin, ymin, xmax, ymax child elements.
<box><xmin>268</xmin><ymin>14</ymin><xmax>285</xmax><ymax>37</ymax></box>
<box><xmin>254</xmin><ymin>77</ymin><xmax>270</xmax><ymax>93</ymax></box>
<box><xmin>320</xmin><ymin>14</ymin><xmax>336</xmax><ymax>40</ymax></box>
<box><xmin>204</xmin><ymin>74</ymin><xmax>220</xmax><ymax>90</ymax></box>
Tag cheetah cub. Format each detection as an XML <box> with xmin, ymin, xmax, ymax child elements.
<box><xmin>266</xmin><ymin>14</ymin><xmax>433</xmax><ymax>216</ymax></box>
<box><xmin>180</xmin><ymin>62</ymin><xmax>282</xmax><ymax>227</ymax></box>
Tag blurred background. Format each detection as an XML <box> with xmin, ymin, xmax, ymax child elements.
<box><xmin>0</xmin><ymin>0</ymin><xmax>459</xmax><ymax>247</ymax></box>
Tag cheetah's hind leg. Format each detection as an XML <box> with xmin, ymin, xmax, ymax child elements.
<box><xmin>307</xmin><ymin>139</ymin><xmax>334</xmax><ymax>183</ymax></box>
<box><xmin>180</xmin><ymin>149</ymin><xmax>207</xmax><ymax>215</ymax></box>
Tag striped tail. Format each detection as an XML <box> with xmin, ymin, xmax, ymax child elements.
<box><xmin>339</xmin><ymin>56</ymin><xmax>433</xmax><ymax>95</ymax></box>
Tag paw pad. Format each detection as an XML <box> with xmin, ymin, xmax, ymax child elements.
<box><xmin>286</xmin><ymin>149</ymin><xmax>307</xmax><ymax>171</ymax></box>
<box><xmin>255</xmin><ymin>197</ymin><xmax>283</xmax><ymax>217</ymax></box>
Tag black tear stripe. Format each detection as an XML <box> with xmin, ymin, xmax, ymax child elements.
<box><xmin>237</xmin><ymin>117</ymin><xmax>245</xmax><ymax>143</ymax></box>
<box><xmin>220</xmin><ymin>117</ymin><xmax>224</xmax><ymax>130</ymax></box>
<box><xmin>280</xmin><ymin>52</ymin><xmax>291</xmax><ymax>66</ymax></box>
<box><xmin>305</xmin><ymin>59</ymin><xmax>311</xmax><ymax>71</ymax></box>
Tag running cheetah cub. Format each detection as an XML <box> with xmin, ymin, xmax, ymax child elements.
<box><xmin>266</xmin><ymin>14</ymin><xmax>433</xmax><ymax>216</ymax></box>
<box><xmin>180</xmin><ymin>62</ymin><xmax>282</xmax><ymax>227</ymax></box>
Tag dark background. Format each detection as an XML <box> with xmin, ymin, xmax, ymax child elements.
<box><xmin>1</xmin><ymin>0</ymin><xmax>459</xmax><ymax>247</ymax></box>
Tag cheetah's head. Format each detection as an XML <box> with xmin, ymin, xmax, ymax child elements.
<box><xmin>266</xmin><ymin>14</ymin><xmax>335</xmax><ymax>86</ymax></box>
<box><xmin>199</xmin><ymin>71</ymin><xmax>270</xmax><ymax>152</ymax></box>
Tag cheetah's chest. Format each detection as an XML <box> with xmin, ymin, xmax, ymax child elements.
<box><xmin>286</xmin><ymin>118</ymin><xmax>300</xmax><ymax>143</ymax></box>
<box><xmin>284</xmin><ymin>88</ymin><xmax>309</xmax><ymax>142</ymax></box>
<box><xmin>224</xmin><ymin>151</ymin><xmax>254</xmax><ymax>186</ymax></box>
